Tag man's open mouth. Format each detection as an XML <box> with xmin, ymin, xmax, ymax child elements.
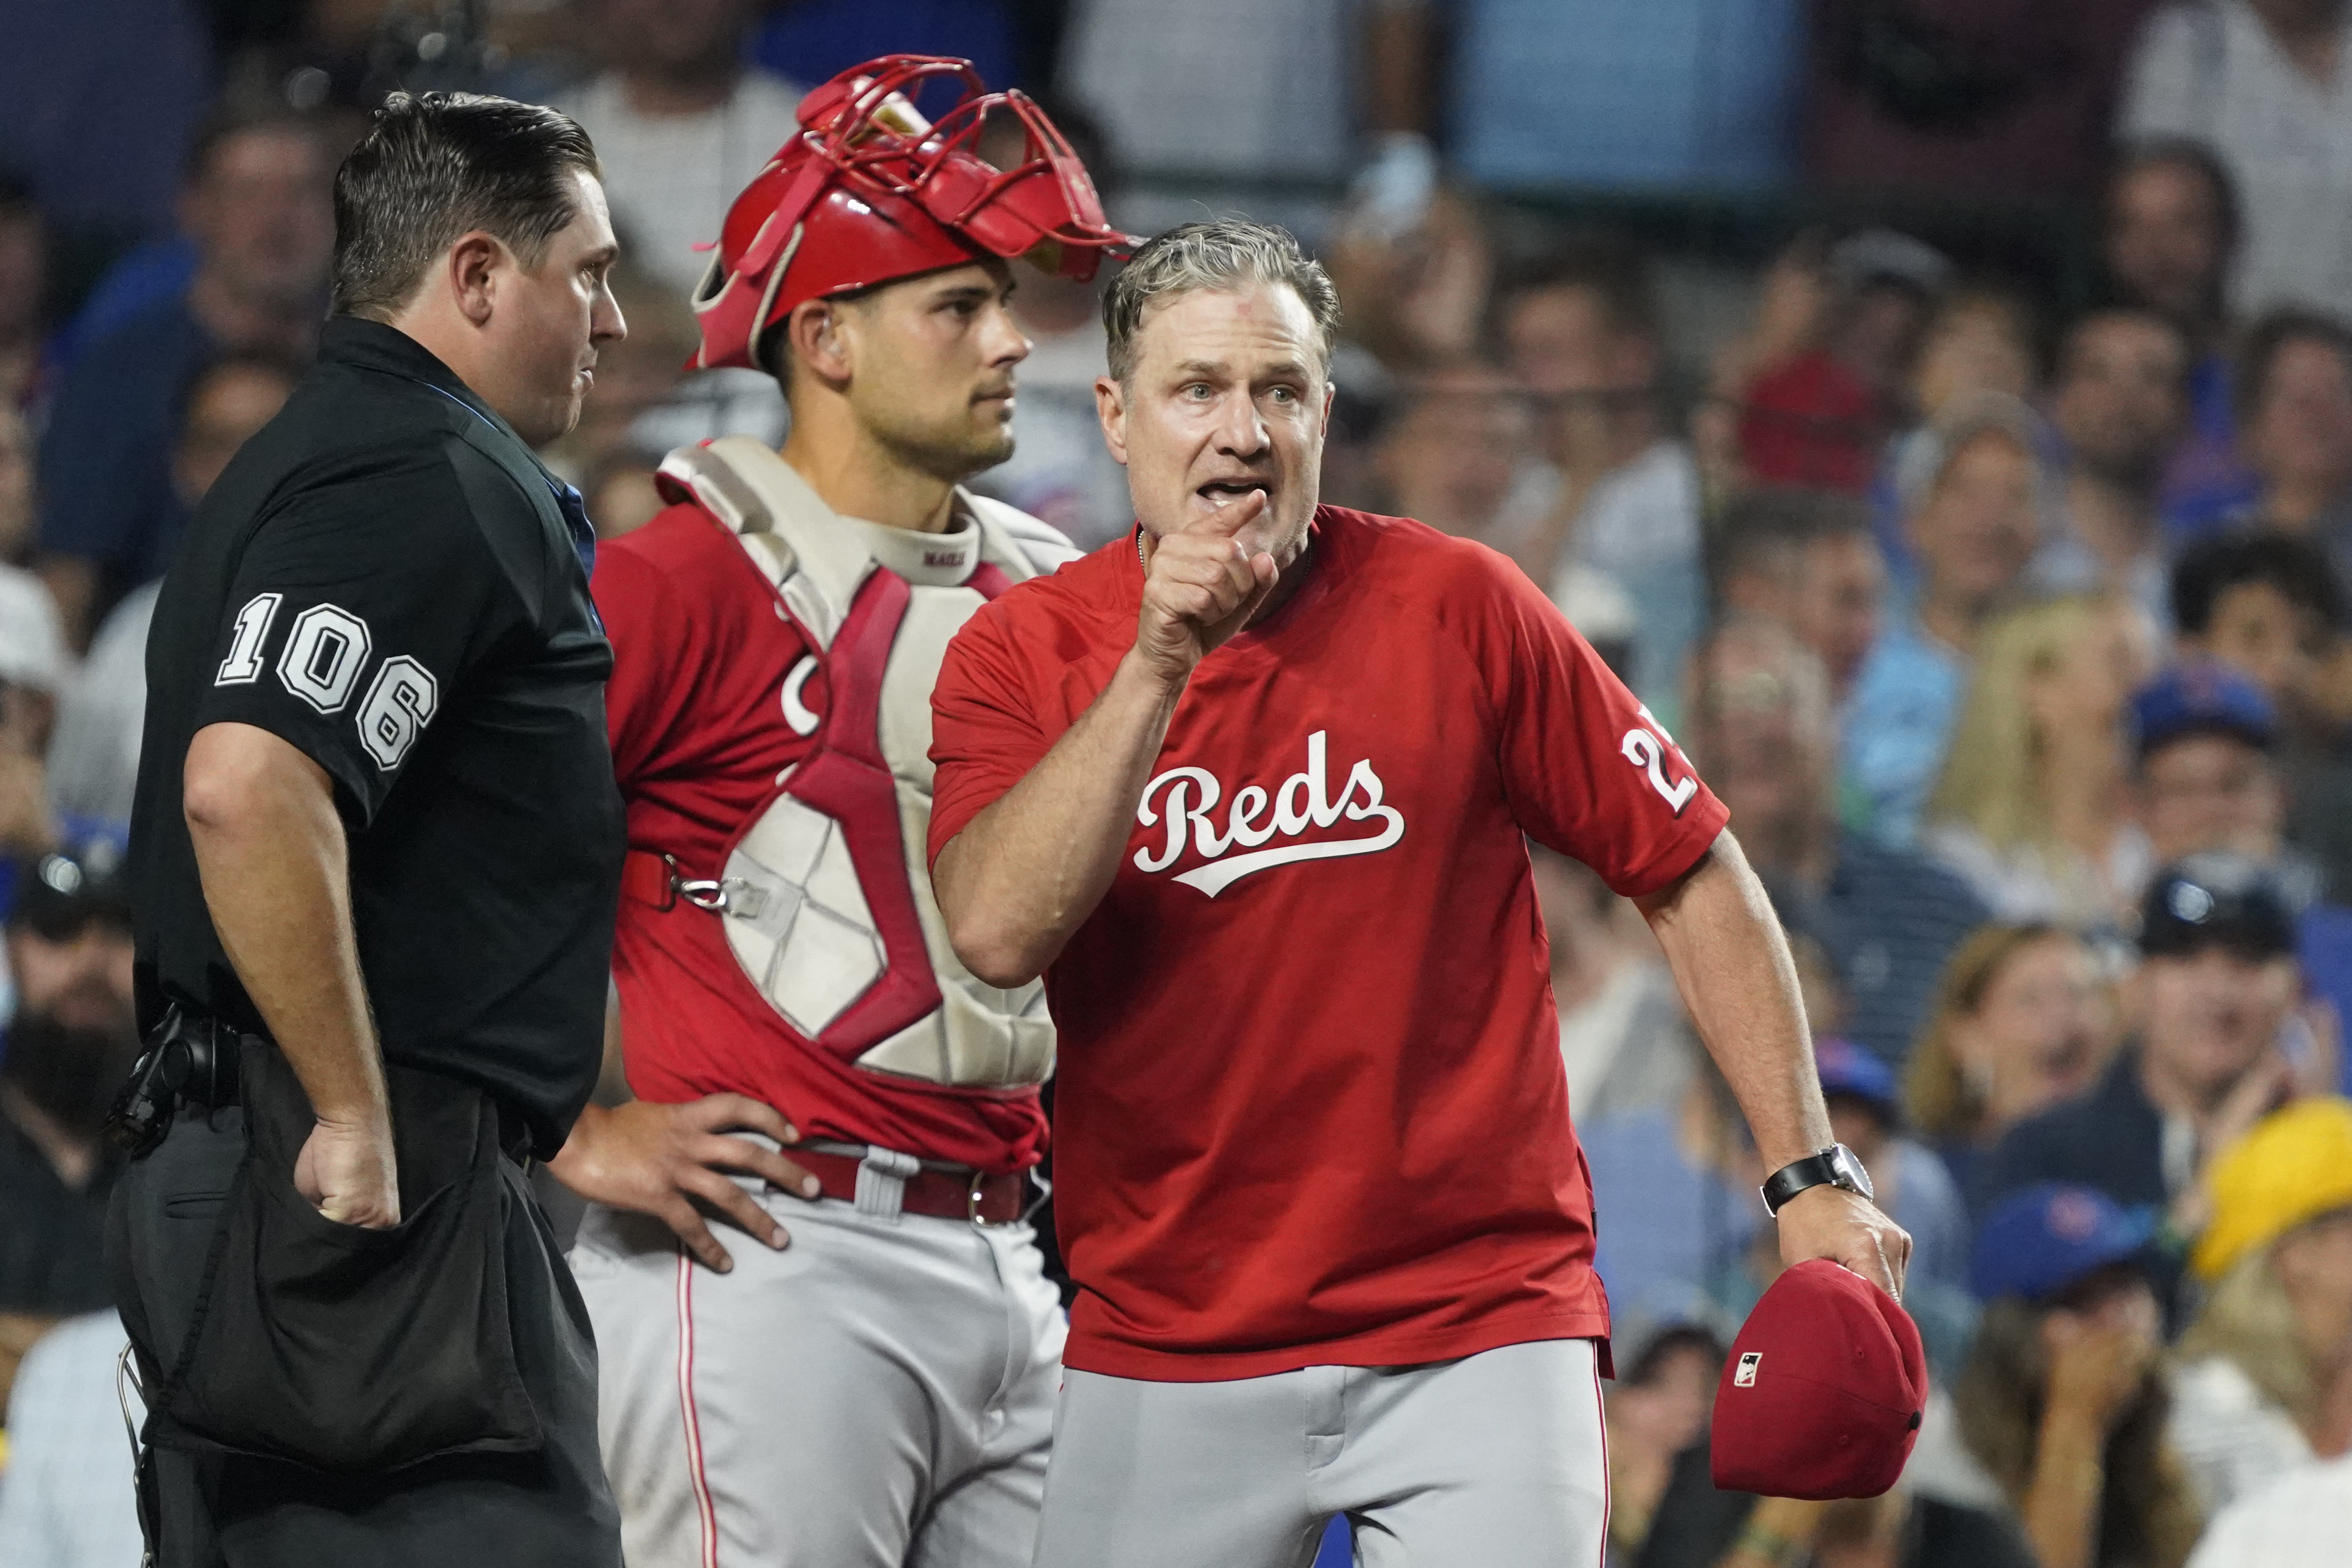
<box><xmin>1197</xmin><ymin>479</ymin><xmax>1271</xmax><ymax>501</ymax></box>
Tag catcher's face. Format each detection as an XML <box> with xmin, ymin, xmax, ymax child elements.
<box><xmin>836</xmin><ymin>260</ymin><xmax>1032</xmax><ymax>485</ymax></box>
<box><xmin>1098</xmin><ymin>280</ymin><xmax>1330</xmax><ymax>564</ymax></box>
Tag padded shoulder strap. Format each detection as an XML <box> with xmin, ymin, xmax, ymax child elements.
<box><xmin>961</xmin><ymin>491</ymin><xmax>1081</xmax><ymax>580</ymax></box>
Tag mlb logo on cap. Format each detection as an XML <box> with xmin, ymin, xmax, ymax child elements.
<box><xmin>1711</xmin><ymin>1259</ymin><xmax>1928</xmax><ymax>1500</ymax></box>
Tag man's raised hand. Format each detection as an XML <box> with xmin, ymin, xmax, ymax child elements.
<box><xmin>1132</xmin><ymin>492</ymin><xmax>1280</xmax><ymax>686</ymax></box>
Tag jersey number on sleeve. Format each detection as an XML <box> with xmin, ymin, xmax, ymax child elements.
<box><xmin>356</xmin><ymin>657</ymin><xmax>439</xmax><ymax>770</ymax></box>
<box><xmin>1620</xmin><ymin>725</ymin><xmax>1697</xmax><ymax>816</ymax></box>
<box><xmin>215</xmin><ymin>593</ymin><xmax>282</xmax><ymax>685</ymax></box>
<box><xmin>276</xmin><ymin>604</ymin><xmax>374</xmax><ymax>714</ymax></box>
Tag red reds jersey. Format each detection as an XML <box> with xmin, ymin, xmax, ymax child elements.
<box><xmin>929</xmin><ymin>507</ymin><xmax>1729</xmax><ymax>1379</ymax></box>
<box><xmin>597</xmin><ymin>437</ymin><xmax>1072</xmax><ymax>1173</ymax></box>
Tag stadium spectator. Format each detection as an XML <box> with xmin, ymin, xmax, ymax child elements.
<box><xmin>1326</xmin><ymin>185</ymin><xmax>1494</xmax><ymax>377</ymax></box>
<box><xmin>1693</xmin><ymin>232</ymin><xmax>1835</xmax><ymax>497</ymax></box>
<box><xmin>1711</xmin><ymin>486</ymin><xmax>1888</xmax><ymax>701</ymax></box>
<box><xmin>1532</xmin><ymin>844</ymin><xmax>1697</xmax><ymax>1124</ymax></box>
<box><xmin>965</xmin><ymin>99</ymin><xmax>1135</xmax><ymax>551</ymax></box>
<box><xmin>1955</xmin><ymin>1184</ymin><xmax>2203</xmax><ymax>1568</ymax></box>
<box><xmin>2121</xmin><ymin>0</ymin><xmax>2352</xmax><ymax>322</ymax></box>
<box><xmin>1846</xmin><ymin>393</ymin><xmax>2047</xmax><ymax>844</ymax></box>
<box><xmin>2168</xmin><ymin>1097</ymin><xmax>2352</xmax><ymax>1510</ymax></box>
<box><xmin>2130</xmin><ymin>661</ymin><xmax>2321</xmax><ymax>900</ymax></box>
<box><xmin>1925</xmin><ymin>593</ymin><xmax>2159</xmax><ymax>929</ymax></box>
<box><xmin>1500</xmin><ymin>235</ymin><xmax>1703</xmax><ymax>711</ymax></box>
<box><xmin>0</xmin><ymin>842</ymin><xmax>135</xmax><ymax>1320</ymax></box>
<box><xmin>2234</xmin><ymin>310</ymin><xmax>2352</xmax><ymax>573</ymax></box>
<box><xmin>0</xmin><ymin>173</ymin><xmax>43</xmax><ymax>411</ymax></box>
<box><xmin>2035</xmin><ymin>309</ymin><xmax>2193</xmax><ymax>627</ymax></box>
<box><xmin>1684</xmin><ymin>617</ymin><xmax>1989</xmax><ymax>1071</ymax></box>
<box><xmin>2185</xmin><ymin>1452</ymin><xmax>2352</xmax><ymax>1566</ymax></box>
<box><xmin>551</xmin><ymin>0</ymin><xmax>801</xmax><ymax>297</ymax></box>
<box><xmin>1979</xmin><ymin>856</ymin><xmax>2302</xmax><ymax>1292</ymax></box>
<box><xmin>44</xmin><ymin>353</ymin><xmax>298</xmax><ymax>829</ymax></box>
<box><xmin>1903</xmin><ymin>925</ymin><xmax>2118</xmax><ymax>1209</ymax></box>
<box><xmin>0</xmin><ymin>1308</ymin><xmax>141</xmax><ymax>1566</ymax></box>
<box><xmin>33</xmin><ymin>110</ymin><xmax>331</xmax><ymax>646</ymax></box>
<box><xmin>2102</xmin><ymin>141</ymin><xmax>2260</xmax><ymax>534</ymax></box>
<box><xmin>1368</xmin><ymin>363</ymin><xmax>1543</xmax><ymax>549</ymax></box>
<box><xmin>2169</xmin><ymin>531</ymin><xmax>2352</xmax><ymax>895</ymax></box>
<box><xmin>1600</xmin><ymin>1322</ymin><xmax>1724</xmax><ymax>1564</ymax></box>
<box><xmin>1738</xmin><ymin>230</ymin><xmax>1953</xmax><ymax>497</ymax></box>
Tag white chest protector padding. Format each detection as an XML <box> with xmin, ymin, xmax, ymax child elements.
<box><xmin>657</xmin><ymin>437</ymin><xmax>1078</xmax><ymax>1089</ymax></box>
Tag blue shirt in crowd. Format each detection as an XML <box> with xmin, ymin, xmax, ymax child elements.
<box><xmin>1842</xmin><ymin>609</ymin><xmax>1968</xmax><ymax>847</ymax></box>
<box><xmin>36</xmin><ymin>292</ymin><xmax>213</xmax><ymax>602</ymax></box>
<box><xmin>1783</xmin><ymin>830</ymin><xmax>1990</xmax><ymax>1073</ymax></box>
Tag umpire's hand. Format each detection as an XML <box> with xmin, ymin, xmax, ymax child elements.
<box><xmin>550</xmin><ymin>1096</ymin><xmax>818</xmax><ymax>1270</ymax></box>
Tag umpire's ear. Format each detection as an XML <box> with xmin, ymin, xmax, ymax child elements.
<box><xmin>443</xmin><ymin>231</ymin><xmax>508</xmax><ymax>327</ymax></box>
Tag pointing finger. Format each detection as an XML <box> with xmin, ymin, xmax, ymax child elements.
<box><xmin>1183</xmin><ymin>489</ymin><xmax>1268</xmax><ymax>538</ymax></box>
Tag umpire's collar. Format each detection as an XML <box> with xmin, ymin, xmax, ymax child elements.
<box><xmin>319</xmin><ymin>314</ymin><xmax>535</xmax><ymax>456</ymax></box>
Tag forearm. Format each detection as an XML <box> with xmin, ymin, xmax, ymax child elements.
<box><xmin>2019</xmin><ymin>1409</ymin><xmax>2108</xmax><ymax>1568</ymax></box>
<box><xmin>1637</xmin><ymin>832</ymin><xmax>1830</xmax><ymax>1169</ymax></box>
<box><xmin>936</xmin><ymin>648</ymin><xmax>1184</xmax><ymax>987</ymax></box>
<box><xmin>1364</xmin><ymin>1</ymin><xmax>1431</xmax><ymax>135</ymax></box>
<box><xmin>186</xmin><ymin>724</ymin><xmax>387</xmax><ymax>1130</ymax></box>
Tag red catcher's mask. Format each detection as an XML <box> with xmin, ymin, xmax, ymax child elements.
<box><xmin>688</xmin><ymin>54</ymin><xmax>1133</xmax><ymax>373</ymax></box>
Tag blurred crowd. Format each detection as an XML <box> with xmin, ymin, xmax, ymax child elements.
<box><xmin>6</xmin><ymin>3</ymin><xmax>2352</xmax><ymax>1566</ymax></box>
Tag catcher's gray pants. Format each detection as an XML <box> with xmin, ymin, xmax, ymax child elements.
<box><xmin>570</xmin><ymin>1181</ymin><xmax>1063</xmax><ymax>1568</ymax></box>
<box><xmin>1031</xmin><ymin>1337</ymin><xmax>1609</xmax><ymax>1568</ymax></box>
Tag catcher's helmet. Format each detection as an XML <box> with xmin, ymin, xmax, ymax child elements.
<box><xmin>688</xmin><ymin>54</ymin><xmax>1132</xmax><ymax>373</ymax></box>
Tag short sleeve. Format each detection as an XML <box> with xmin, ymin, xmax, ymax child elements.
<box><xmin>191</xmin><ymin>443</ymin><xmax>524</xmax><ymax>824</ymax></box>
<box><xmin>1481</xmin><ymin>556</ymin><xmax>1727</xmax><ymax>897</ymax></box>
<box><xmin>928</xmin><ymin>601</ymin><xmax>1052</xmax><ymax>865</ymax></box>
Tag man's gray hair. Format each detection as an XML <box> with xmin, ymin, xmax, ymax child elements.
<box><xmin>1102</xmin><ymin>218</ymin><xmax>1342</xmax><ymax>383</ymax></box>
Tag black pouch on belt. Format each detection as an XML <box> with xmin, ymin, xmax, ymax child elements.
<box><xmin>140</xmin><ymin>1037</ymin><xmax>543</xmax><ymax>1474</ymax></box>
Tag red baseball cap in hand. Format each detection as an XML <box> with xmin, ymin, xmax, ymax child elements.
<box><xmin>1710</xmin><ymin>1259</ymin><xmax>1928</xmax><ymax>1499</ymax></box>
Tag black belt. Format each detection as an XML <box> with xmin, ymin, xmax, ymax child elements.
<box><xmin>106</xmin><ymin>1006</ymin><xmax>534</xmax><ymax>1163</ymax></box>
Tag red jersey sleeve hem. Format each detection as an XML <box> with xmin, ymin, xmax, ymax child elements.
<box><xmin>1599</xmin><ymin>798</ymin><xmax>1731</xmax><ymax>901</ymax></box>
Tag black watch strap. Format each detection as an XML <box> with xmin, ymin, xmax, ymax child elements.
<box><xmin>1760</xmin><ymin>1147</ymin><xmax>1859</xmax><ymax>1217</ymax></box>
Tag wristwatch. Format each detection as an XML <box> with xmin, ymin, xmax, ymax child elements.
<box><xmin>1760</xmin><ymin>1144</ymin><xmax>1874</xmax><ymax>1217</ymax></box>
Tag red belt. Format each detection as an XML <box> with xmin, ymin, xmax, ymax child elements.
<box><xmin>788</xmin><ymin>1145</ymin><xmax>1031</xmax><ymax>1225</ymax></box>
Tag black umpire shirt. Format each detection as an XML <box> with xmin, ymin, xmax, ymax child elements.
<box><xmin>128</xmin><ymin>316</ymin><xmax>624</xmax><ymax>1156</ymax></box>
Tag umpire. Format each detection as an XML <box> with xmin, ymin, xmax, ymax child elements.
<box><xmin>111</xmin><ymin>93</ymin><xmax>626</xmax><ymax>1564</ymax></box>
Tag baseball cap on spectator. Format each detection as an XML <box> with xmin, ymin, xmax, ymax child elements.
<box><xmin>1711</xmin><ymin>1258</ymin><xmax>1927</xmax><ymax>1500</ymax></box>
<box><xmin>1815</xmin><ymin>1035</ymin><xmax>1899</xmax><ymax>1119</ymax></box>
<box><xmin>1970</xmin><ymin>1182</ymin><xmax>2159</xmax><ymax>1303</ymax></box>
<box><xmin>9</xmin><ymin>837</ymin><xmax>133</xmax><ymax>940</ymax></box>
<box><xmin>2130</xmin><ymin>661</ymin><xmax>2278</xmax><ymax>763</ymax></box>
<box><xmin>2137</xmin><ymin>852</ymin><xmax>2298</xmax><ymax>960</ymax></box>
<box><xmin>2192</xmin><ymin>1097</ymin><xmax>2352</xmax><ymax>1280</ymax></box>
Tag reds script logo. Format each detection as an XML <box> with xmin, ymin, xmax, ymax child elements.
<box><xmin>1133</xmin><ymin>731</ymin><xmax>1405</xmax><ymax>897</ymax></box>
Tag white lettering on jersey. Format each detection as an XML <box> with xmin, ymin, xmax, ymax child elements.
<box><xmin>275</xmin><ymin>603</ymin><xmax>373</xmax><ymax>714</ymax></box>
<box><xmin>215</xmin><ymin>593</ymin><xmax>281</xmax><ymax>685</ymax></box>
<box><xmin>1134</xmin><ymin>731</ymin><xmax>1406</xmax><ymax>897</ymax></box>
<box><xmin>1620</xmin><ymin>704</ymin><xmax>1697</xmax><ymax>816</ymax></box>
<box><xmin>355</xmin><ymin>655</ymin><xmax>438</xmax><ymax>770</ymax></box>
<box><xmin>781</xmin><ymin>654</ymin><xmax>821</xmax><ymax>736</ymax></box>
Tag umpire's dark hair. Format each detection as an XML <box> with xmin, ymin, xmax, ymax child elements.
<box><xmin>2171</xmin><ymin>529</ymin><xmax>2346</xmax><ymax>638</ymax></box>
<box><xmin>331</xmin><ymin>92</ymin><xmax>600</xmax><ymax>321</ymax></box>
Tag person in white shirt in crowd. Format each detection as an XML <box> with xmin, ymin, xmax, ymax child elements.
<box><xmin>2122</xmin><ymin>0</ymin><xmax>2352</xmax><ymax>322</ymax></box>
<box><xmin>2169</xmin><ymin>1096</ymin><xmax>2352</xmax><ymax>1513</ymax></box>
<box><xmin>1497</xmin><ymin>235</ymin><xmax>1704</xmax><ymax>716</ymax></box>
<box><xmin>45</xmin><ymin>354</ymin><xmax>297</xmax><ymax>829</ymax></box>
<box><xmin>1925</xmin><ymin>592</ymin><xmax>2161</xmax><ymax>932</ymax></box>
<box><xmin>0</xmin><ymin>407</ymin><xmax>71</xmax><ymax>892</ymax></box>
<box><xmin>2034</xmin><ymin>308</ymin><xmax>2195</xmax><ymax>630</ymax></box>
<box><xmin>1531</xmin><ymin>844</ymin><xmax>1696</xmax><ymax>1126</ymax></box>
<box><xmin>0</xmin><ymin>1309</ymin><xmax>143</xmax><ymax>1568</ymax></box>
<box><xmin>1844</xmin><ymin>392</ymin><xmax>2051</xmax><ymax>845</ymax></box>
<box><xmin>963</xmin><ymin>99</ymin><xmax>1133</xmax><ymax>551</ymax></box>
<box><xmin>2186</xmin><ymin>1449</ymin><xmax>2352</xmax><ymax>1567</ymax></box>
<box><xmin>553</xmin><ymin>0</ymin><xmax>800</xmax><ymax>445</ymax></box>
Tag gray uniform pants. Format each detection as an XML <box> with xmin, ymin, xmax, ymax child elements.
<box><xmin>571</xmin><ymin>1181</ymin><xmax>1064</xmax><ymax>1567</ymax></box>
<box><xmin>1031</xmin><ymin>1337</ymin><xmax>1609</xmax><ymax>1568</ymax></box>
